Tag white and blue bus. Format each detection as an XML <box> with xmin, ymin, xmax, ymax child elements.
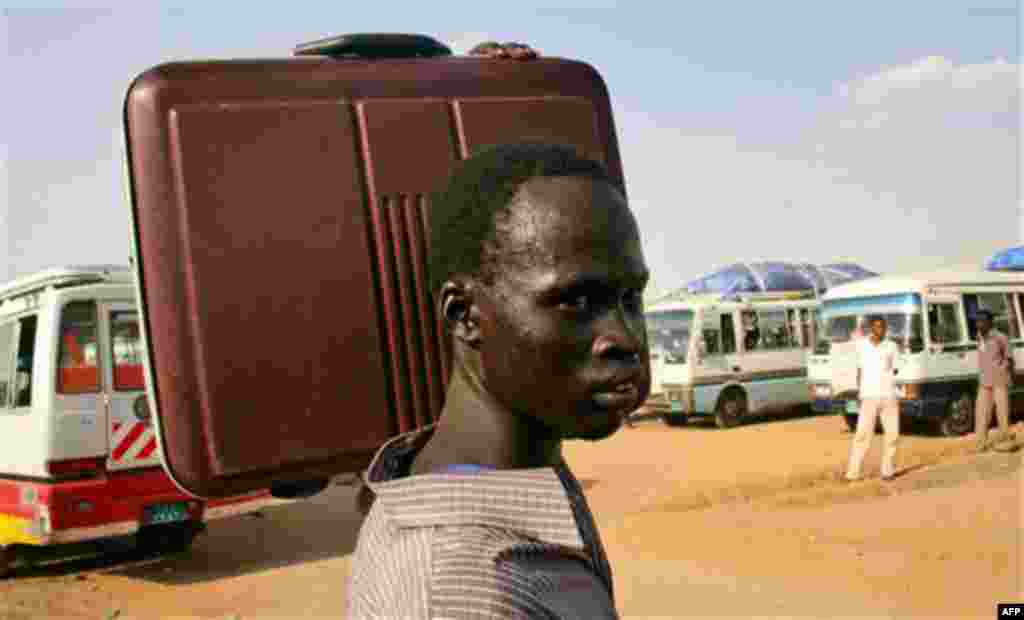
<box><xmin>647</xmin><ymin>291</ymin><xmax>820</xmax><ymax>429</ymax></box>
<box><xmin>807</xmin><ymin>270</ymin><xmax>1024</xmax><ymax>436</ymax></box>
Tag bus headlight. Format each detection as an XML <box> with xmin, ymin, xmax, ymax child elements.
<box><xmin>664</xmin><ymin>387</ymin><xmax>692</xmax><ymax>412</ymax></box>
<box><xmin>26</xmin><ymin>505</ymin><xmax>52</xmax><ymax>538</ymax></box>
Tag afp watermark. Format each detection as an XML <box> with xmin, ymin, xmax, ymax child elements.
<box><xmin>999</xmin><ymin>603</ymin><xmax>1024</xmax><ymax>617</ymax></box>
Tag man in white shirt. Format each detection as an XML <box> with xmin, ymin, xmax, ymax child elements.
<box><xmin>845</xmin><ymin>315</ymin><xmax>901</xmax><ymax>481</ymax></box>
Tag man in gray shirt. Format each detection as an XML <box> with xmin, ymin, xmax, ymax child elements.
<box><xmin>347</xmin><ymin>141</ymin><xmax>650</xmax><ymax>619</ymax></box>
<box><xmin>974</xmin><ymin>309</ymin><xmax>1015</xmax><ymax>451</ymax></box>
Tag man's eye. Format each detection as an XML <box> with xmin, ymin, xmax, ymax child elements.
<box><xmin>559</xmin><ymin>296</ymin><xmax>591</xmax><ymax>312</ymax></box>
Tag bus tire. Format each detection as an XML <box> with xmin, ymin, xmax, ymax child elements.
<box><xmin>663</xmin><ymin>413</ymin><xmax>688</xmax><ymax>427</ymax></box>
<box><xmin>137</xmin><ymin>522</ymin><xmax>199</xmax><ymax>555</ymax></box>
<box><xmin>0</xmin><ymin>546</ymin><xmax>12</xmax><ymax>579</ymax></box>
<box><xmin>940</xmin><ymin>392</ymin><xmax>974</xmax><ymax>437</ymax></box>
<box><xmin>715</xmin><ymin>389</ymin><xmax>746</xmax><ymax>429</ymax></box>
<box><xmin>844</xmin><ymin>414</ymin><xmax>883</xmax><ymax>434</ymax></box>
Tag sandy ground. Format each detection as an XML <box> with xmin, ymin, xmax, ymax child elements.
<box><xmin>1</xmin><ymin>410</ymin><xmax>1020</xmax><ymax>619</ymax></box>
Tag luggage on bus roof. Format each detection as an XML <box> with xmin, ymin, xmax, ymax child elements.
<box><xmin>986</xmin><ymin>246</ymin><xmax>1024</xmax><ymax>272</ymax></box>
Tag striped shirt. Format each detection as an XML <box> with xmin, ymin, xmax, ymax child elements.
<box><xmin>346</xmin><ymin>425</ymin><xmax>618</xmax><ymax>619</ymax></box>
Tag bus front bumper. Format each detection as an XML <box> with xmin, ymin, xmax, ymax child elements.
<box><xmin>818</xmin><ymin>398</ymin><xmax>948</xmax><ymax>419</ymax></box>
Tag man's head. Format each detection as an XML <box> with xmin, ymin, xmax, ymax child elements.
<box><xmin>429</xmin><ymin>143</ymin><xmax>650</xmax><ymax>441</ymax></box>
<box><xmin>869</xmin><ymin>315</ymin><xmax>888</xmax><ymax>342</ymax></box>
<box><xmin>976</xmin><ymin>309</ymin><xmax>994</xmax><ymax>335</ymax></box>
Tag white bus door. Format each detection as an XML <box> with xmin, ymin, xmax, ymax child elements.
<box><xmin>924</xmin><ymin>297</ymin><xmax>969</xmax><ymax>372</ymax></box>
<box><xmin>100</xmin><ymin>303</ymin><xmax>160</xmax><ymax>472</ymax></box>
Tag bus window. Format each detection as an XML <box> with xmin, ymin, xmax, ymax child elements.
<box><xmin>14</xmin><ymin>316</ymin><xmax>37</xmax><ymax>408</ymax></box>
<box><xmin>853</xmin><ymin>316</ymin><xmax>872</xmax><ymax>340</ymax></box>
<box><xmin>787</xmin><ymin>309</ymin><xmax>802</xmax><ymax>347</ymax></box>
<box><xmin>1017</xmin><ymin>294</ymin><xmax>1024</xmax><ymax>337</ymax></box>
<box><xmin>896</xmin><ymin>313</ymin><xmax>925</xmax><ymax>353</ymax></box>
<box><xmin>964</xmin><ymin>294</ymin><xmax>1019</xmax><ymax>340</ymax></box>
<box><xmin>824</xmin><ymin>315</ymin><xmax>859</xmax><ymax>343</ymax></box>
<box><xmin>876</xmin><ymin>312</ymin><xmax>923</xmax><ymax>352</ymax></box>
<box><xmin>645</xmin><ymin>309</ymin><xmax>693</xmax><ymax>364</ymax></box>
<box><xmin>58</xmin><ymin>301</ymin><xmax>101</xmax><ymax>394</ymax></box>
<box><xmin>702</xmin><ymin>328</ymin><xmax>721</xmax><ymax>356</ymax></box>
<box><xmin>0</xmin><ymin>322</ymin><xmax>15</xmax><ymax>409</ymax></box>
<box><xmin>1009</xmin><ymin>295</ymin><xmax>1022</xmax><ymax>340</ymax></box>
<box><xmin>758</xmin><ymin>310</ymin><xmax>794</xmax><ymax>350</ymax></box>
<box><xmin>111</xmin><ymin>311</ymin><xmax>145</xmax><ymax>391</ymax></box>
<box><xmin>800</xmin><ymin>309</ymin><xmax>816</xmax><ymax>349</ymax></box>
<box><xmin>741</xmin><ymin>311</ymin><xmax>760</xmax><ymax>352</ymax></box>
<box><xmin>928</xmin><ymin>304</ymin><xmax>962</xmax><ymax>344</ymax></box>
<box><xmin>720</xmin><ymin>314</ymin><xmax>737</xmax><ymax>354</ymax></box>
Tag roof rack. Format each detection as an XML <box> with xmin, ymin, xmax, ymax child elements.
<box><xmin>647</xmin><ymin>288</ymin><xmax>817</xmax><ymax>309</ymax></box>
<box><xmin>0</xmin><ymin>265</ymin><xmax>133</xmax><ymax>303</ymax></box>
<box><xmin>721</xmin><ymin>290</ymin><xmax>818</xmax><ymax>303</ymax></box>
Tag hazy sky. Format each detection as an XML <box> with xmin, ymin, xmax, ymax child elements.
<box><xmin>2</xmin><ymin>2</ymin><xmax>1020</xmax><ymax>297</ymax></box>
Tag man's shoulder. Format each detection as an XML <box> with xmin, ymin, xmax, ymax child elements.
<box><xmin>348</xmin><ymin>502</ymin><xmax>435</xmax><ymax>618</ymax></box>
<box><xmin>350</xmin><ymin>501</ymin><xmax>435</xmax><ymax>585</ymax></box>
<box><xmin>856</xmin><ymin>338</ymin><xmax>873</xmax><ymax>354</ymax></box>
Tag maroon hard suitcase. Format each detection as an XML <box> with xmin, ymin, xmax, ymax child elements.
<box><xmin>123</xmin><ymin>33</ymin><xmax>626</xmax><ymax>498</ymax></box>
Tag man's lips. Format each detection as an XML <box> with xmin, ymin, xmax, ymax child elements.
<box><xmin>590</xmin><ymin>382</ymin><xmax>640</xmax><ymax>411</ymax></box>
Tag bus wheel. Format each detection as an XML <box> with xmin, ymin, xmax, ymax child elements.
<box><xmin>663</xmin><ymin>413</ymin><xmax>688</xmax><ymax>427</ymax></box>
<box><xmin>0</xmin><ymin>547</ymin><xmax>12</xmax><ymax>578</ymax></box>
<box><xmin>715</xmin><ymin>390</ymin><xmax>746</xmax><ymax>429</ymax></box>
<box><xmin>137</xmin><ymin>522</ymin><xmax>200</xmax><ymax>555</ymax></box>
<box><xmin>940</xmin><ymin>393</ymin><xmax>974</xmax><ymax>437</ymax></box>
<box><xmin>844</xmin><ymin>414</ymin><xmax>884</xmax><ymax>433</ymax></box>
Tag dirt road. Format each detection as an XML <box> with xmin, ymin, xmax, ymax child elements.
<box><xmin>1</xmin><ymin>411</ymin><xmax>1020</xmax><ymax>619</ymax></box>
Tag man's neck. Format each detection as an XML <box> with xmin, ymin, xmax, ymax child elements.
<box><xmin>411</xmin><ymin>349</ymin><xmax>563</xmax><ymax>474</ymax></box>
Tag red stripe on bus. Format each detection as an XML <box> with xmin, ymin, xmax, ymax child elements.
<box><xmin>136</xmin><ymin>437</ymin><xmax>158</xmax><ymax>459</ymax></box>
<box><xmin>112</xmin><ymin>423</ymin><xmax>147</xmax><ymax>461</ymax></box>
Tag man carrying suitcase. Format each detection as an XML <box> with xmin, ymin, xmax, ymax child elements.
<box><xmin>347</xmin><ymin>139</ymin><xmax>649</xmax><ymax>619</ymax></box>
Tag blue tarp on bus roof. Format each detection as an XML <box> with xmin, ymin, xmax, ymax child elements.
<box><xmin>986</xmin><ymin>246</ymin><xmax>1024</xmax><ymax>272</ymax></box>
<box><xmin>684</xmin><ymin>261</ymin><xmax>878</xmax><ymax>296</ymax></box>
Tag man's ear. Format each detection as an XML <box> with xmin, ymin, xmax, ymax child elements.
<box><xmin>440</xmin><ymin>281</ymin><xmax>482</xmax><ymax>348</ymax></box>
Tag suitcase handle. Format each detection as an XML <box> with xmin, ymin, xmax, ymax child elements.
<box><xmin>294</xmin><ymin>33</ymin><xmax>452</xmax><ymax>59</ymax></box>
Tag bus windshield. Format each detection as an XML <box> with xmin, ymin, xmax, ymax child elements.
<box><xmin>822</xmin><ymin>312</ymin><xmax>923</xmax><ymax>350</ymax></box>
<box><xmin>646</xmin><ymin>309</ymin><xmax>694</xmax><ymax>364</ymax></box>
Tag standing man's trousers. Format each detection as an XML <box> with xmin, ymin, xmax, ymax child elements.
<box><xmin>846</xmin><ymin>398</ymin><xmax>899</xmax><ymax>480</ymax></box>
<box><xmin>975</xmin><ymin>385</ymin><xmax>1011</xmax><ymax>447</ymax></box>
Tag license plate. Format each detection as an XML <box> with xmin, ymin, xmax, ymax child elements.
<box><xmin>670</xmin><ymin>401</ymin><xmax>683</xmax><ymax>413</ymax></box>
<box><xmin>143</xmin><ymin>502</ymin><xmax>189</xmax><ymax>526</ymax></box>
<box><xmin>845</xmin><ymin>400</ymin><xmax>859</xmax><ymax>414</ymax></box>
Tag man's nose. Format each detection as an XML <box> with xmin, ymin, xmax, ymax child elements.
<box><xmin>592</xmin><ymin>308</ymin><xmax>643</xmax><ymax>362</ymax></box>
